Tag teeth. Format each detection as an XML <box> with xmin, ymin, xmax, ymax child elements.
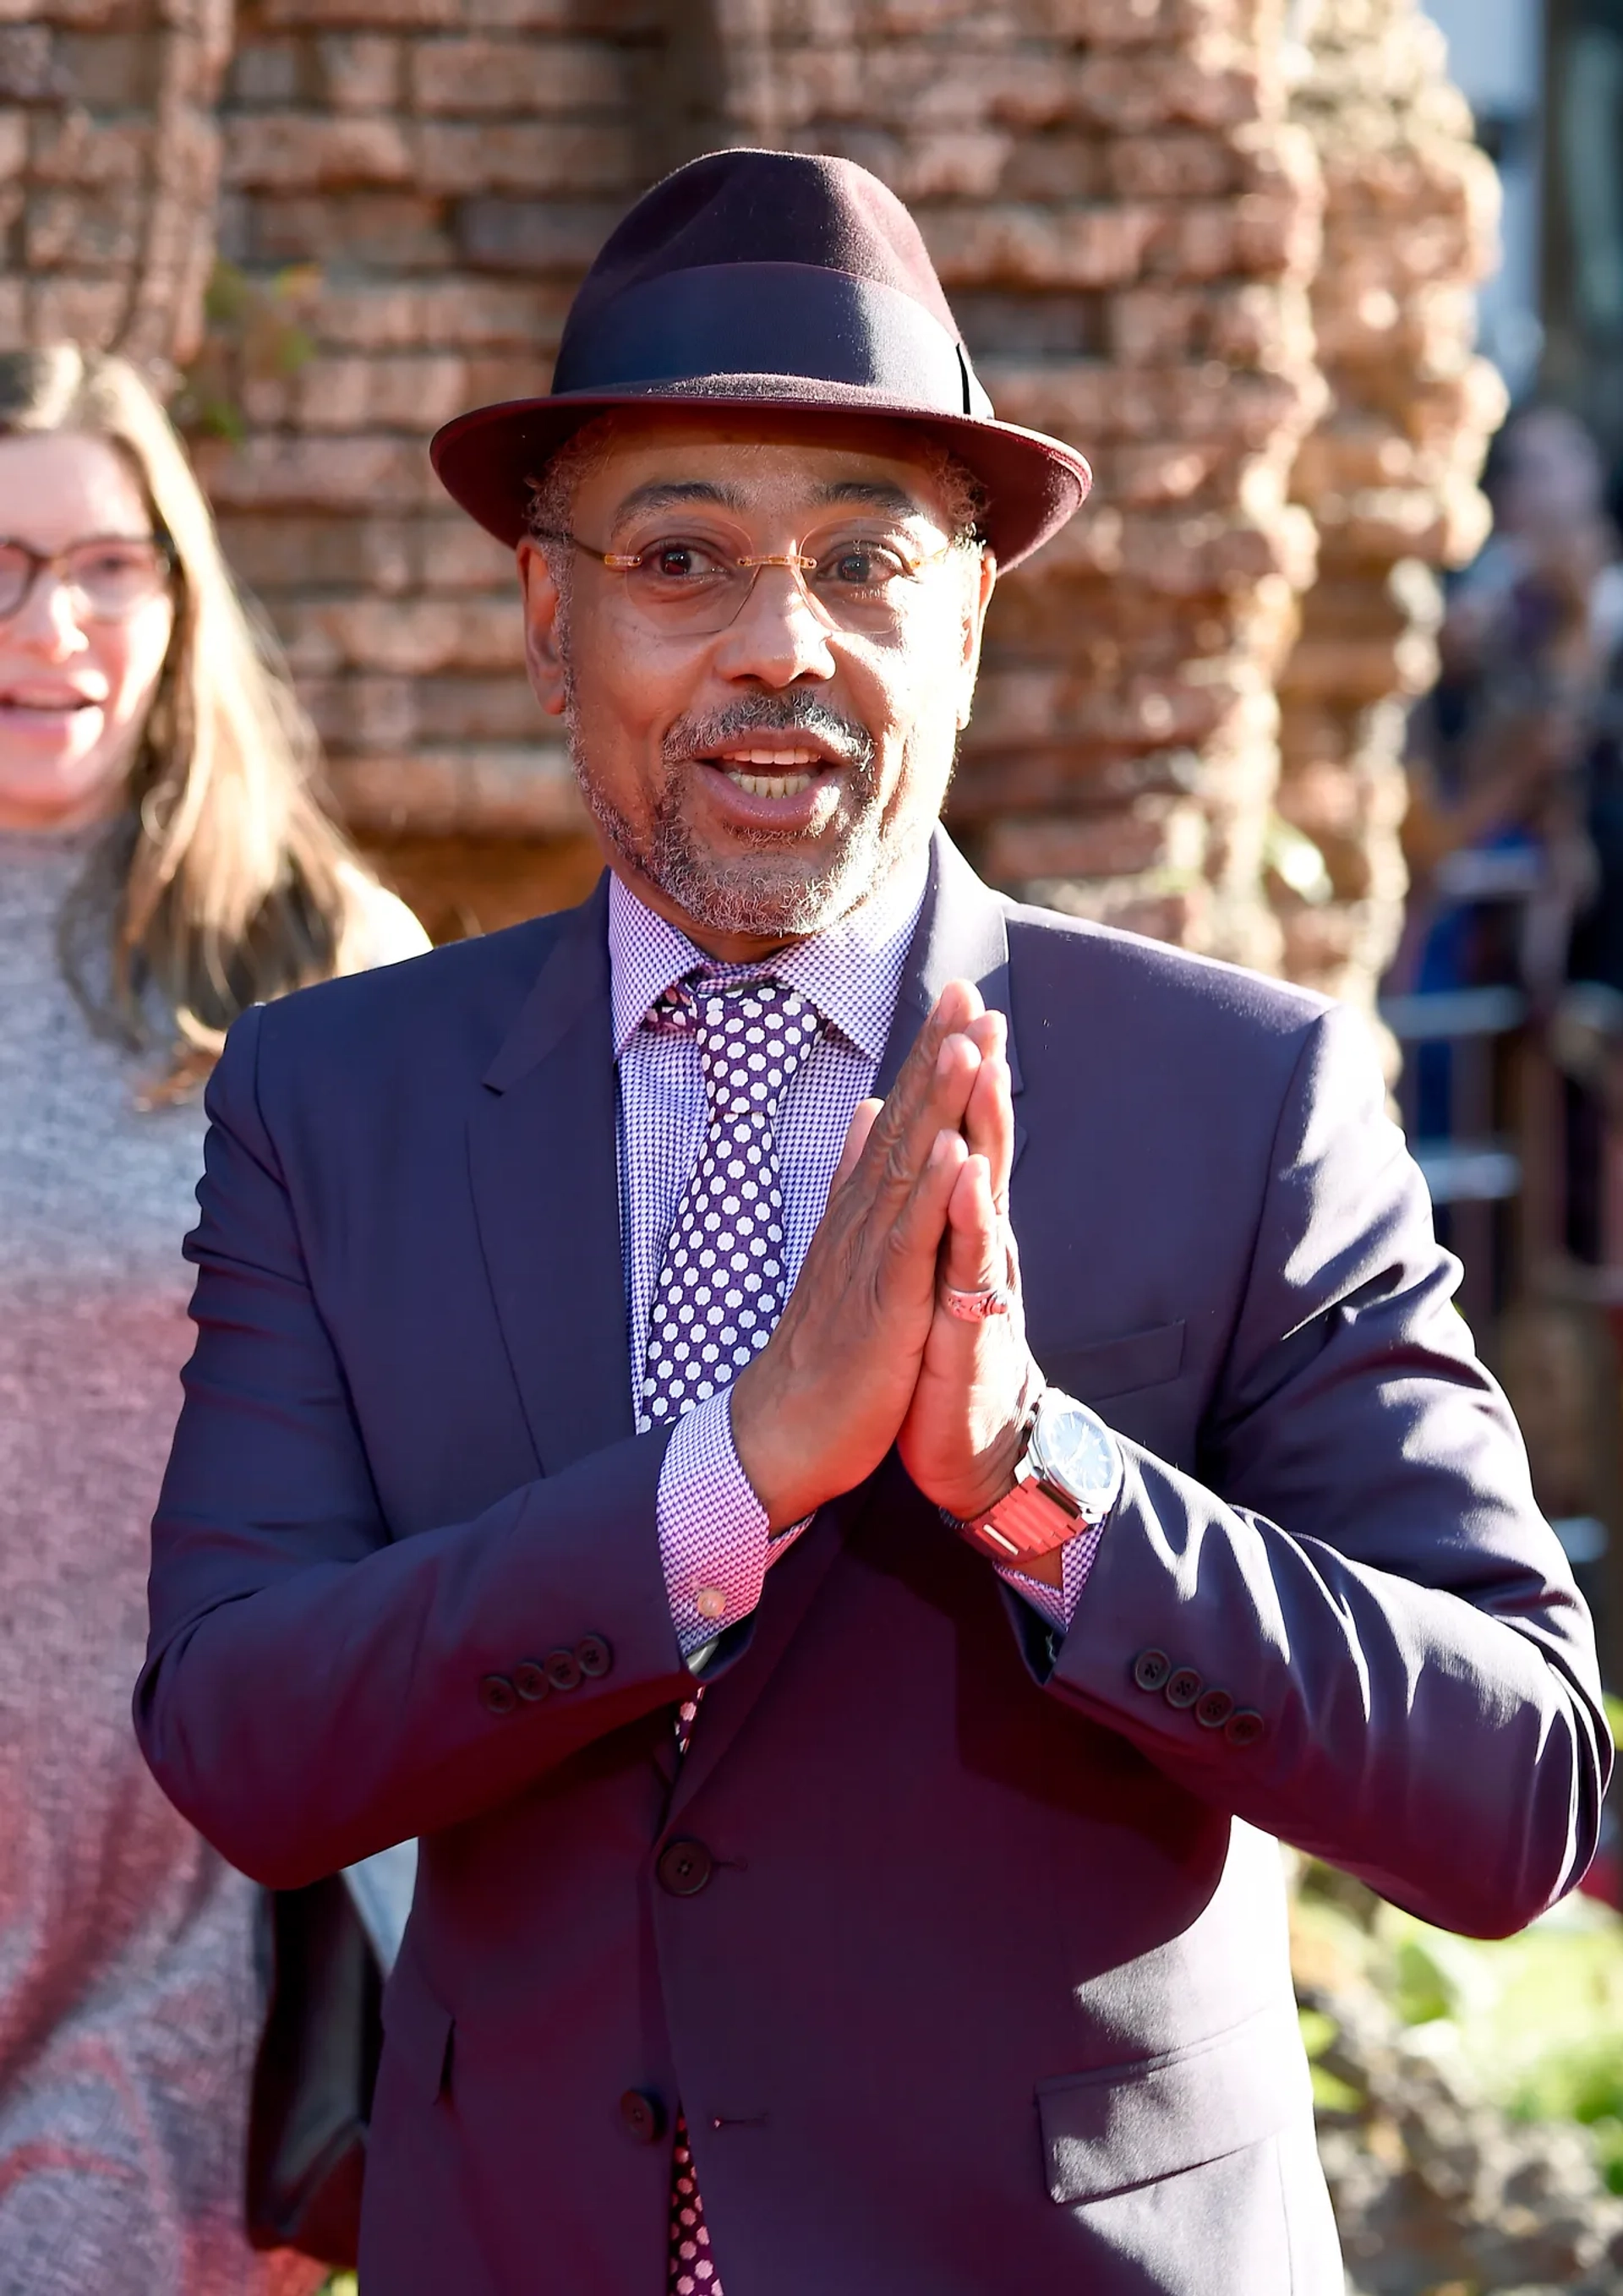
<box><xmin>727</xmin><ymin>770</ymin><xmax>815</xmax><ymax>799</ymax></box>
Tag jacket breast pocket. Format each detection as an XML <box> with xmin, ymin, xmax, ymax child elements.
<box><xmin>1037</xmin><ymin>1318</ymin><xmax>1185</xmax><ymax>1408</ymax></box>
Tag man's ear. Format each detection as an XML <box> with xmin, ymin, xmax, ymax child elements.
<box><xmin>958</xmin><ymin>548</ymin><xmax>997</xmax><ymax>730</ymax></box>
<box><xmin>517</xmin><ymin>538</ymin><xmax>567</xmax><ymax>719</ymax></box>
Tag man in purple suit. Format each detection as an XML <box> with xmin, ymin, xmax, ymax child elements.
<box><xmin>138</xmin><ymin>150</ymin><xmax>1609</xmax><ymax>2294</ymax></box>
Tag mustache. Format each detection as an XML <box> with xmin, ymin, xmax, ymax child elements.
<box><xmin>662</xmin><ymin>696</ymin><xmax>876</xmax><ymax>774</ymax></box>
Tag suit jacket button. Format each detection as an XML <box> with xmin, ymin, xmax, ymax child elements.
<box><xmin>1225</xmin><ymin>1708</ymin><xmax>1265</xmax><ymax>1748</ymax></box>
<box><xmin>1194</xmin><ymin>1687</ymin><xmax>1234</xmax><ymax>1730</ymax></box>
<box><xmin>1164</xmin><ymin>1666</ymin><xmax>1203</xmax><ymax>1709</ymax></box>
<box><xmin>619</xmin><ymin>2089</ymin><xmax>666</xmax><ymax>2145</ymax></box>
<box><xmin>514</xmin><ymin>1660</ymin><xmax>549</xmax><ymax>1703</ymax></box>
<box><xmin>545</xmin><ymin>1646</ymin><xmax>583</xmax><ymax>1692</ymax></box>
<box><xmin>480</xmin><ymin>1673</ymin><xmax>517</xmax><ymax>1716</ymax></box>
<box><xmin>657</xmin><ymin>1838</ymin><xmax>715</xmax><ymax>1896</ymax></box>
<box><xmin>1132</xmin><ymin>1648</ymin><xmax>1171</xmax><ymax>1692</ymax></box>
<box><xmin>577</xmin><ymin>1634</ymin><xmax>613</xmax><ymax>1679</ymax></box>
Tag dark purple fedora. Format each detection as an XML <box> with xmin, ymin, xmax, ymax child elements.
<box><xmin>430</xmin><ymin>149</ymin><xmax>1090</xmax><ymax>571</ymax></box>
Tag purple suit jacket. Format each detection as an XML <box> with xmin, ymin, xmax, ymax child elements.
<box><xmin>137</xmin><ymin>832</ymin><xmax>1609</xmax><ymax>2294</ymax></box>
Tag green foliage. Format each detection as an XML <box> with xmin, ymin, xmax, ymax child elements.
<box><xmin>1295</xmin><ymin>1861</ymin><xmax>1623</xmax><ymax>2187</ymax></box>
<box><xmin>175</xmin><ymin>262</ymin><xmax>320</xmax><ymax>442</ymax></box>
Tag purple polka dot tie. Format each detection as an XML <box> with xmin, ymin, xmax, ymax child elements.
<box><xmin>643</xmin><ymin>971</ymin><xmax>822</xmax><ymax>2296</ymax></box>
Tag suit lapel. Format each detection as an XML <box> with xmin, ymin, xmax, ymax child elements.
<box><xmin>467</xmin><ymin>876</ymin><xmax>634</xmax><ymax>1475</ymax></box>
<box><xmin>876</xmin><ymin>827</ymin><xmax>1027</xmax><ymax>1167</ymax></box>
<box><xmin>669</xmin><ymin>829</ymin><xmax>1028</xmax><ymax>1805</ymax></box>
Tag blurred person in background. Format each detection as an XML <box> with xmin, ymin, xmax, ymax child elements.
<box><xmin>1400</xmin><ymin>403</ymin><xmax>1619</xmax><ymax>1010</ymax></box>
<box><xmin>0</xmin><ymin>345</ymin><xmax>427</xmax><ymax>2294</ymax></box>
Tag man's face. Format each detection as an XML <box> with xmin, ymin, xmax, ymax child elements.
<box><xmin>517</xmin><ymin>412</ymin><xmax>996</xmax><ymax>954</ymax></box>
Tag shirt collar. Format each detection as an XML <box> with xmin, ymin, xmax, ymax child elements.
<box><xmin>608</xmin><ymin>847</ymin><xmax>930</xmax><ymax>1063</ymax></box>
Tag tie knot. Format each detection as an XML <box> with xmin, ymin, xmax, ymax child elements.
<box><xmin>668</xmin><ymin>974</ymin><xmax>822</xmax><ymax>1120</ymax></box>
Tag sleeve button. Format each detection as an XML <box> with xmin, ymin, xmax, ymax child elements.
<box><xmin>1132</xmin><ymin>1648</ymin><xmax>1172</xmax><ymax>1692</ymax></box>
<box><xmin>545</xmin><ymin>1646</ymin><xmax>583</xmax><ymax>1693</ymax></box>
<box><xmin>1194</xmin><ymin>1687</ymin><xmax>1234</xmax><ymax>1730</ymax></box>
<box><xmin>480</xmin><ymin>1673</ymin><xmax>518</xmax><ymax>1716</ymax></box>
<box><xmin>576</xmin><ymin>1634</ymin><xmax>613</xmax><ymax>1679</ymax></box>
<box><xmin>1224</xmin><ymin>1708</ymin><xmax>1265</xmax><ymax>1749</ymax></box>
<box><xmin>1164</xmin><ymin>1667</ymin><xmax>1203</xmax><ymax>1710</ymax></box>
<box><xmin>514</xmin><ymin>1660</ymin><xmax>549</xmax><ymax>1703</ymax></box>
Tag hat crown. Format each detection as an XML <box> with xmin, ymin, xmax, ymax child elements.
<box><xmin>557</xmin><ymin>150</ymin><xmax>964</xmax><ymax>375</ymax></box>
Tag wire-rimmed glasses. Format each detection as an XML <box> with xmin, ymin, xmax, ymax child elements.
<box><xmin>536</xmin><ymin>527</ymin><xmax>959</xmax><ymax>637</ymax></box>
<box><xmin>0</xmin><ymin>534</ymin><xmax>175</xmax><ymax>624</ymax></box>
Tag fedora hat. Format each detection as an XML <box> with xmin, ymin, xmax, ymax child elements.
<box><xmin>430</xmin><ymin>149</ymin><xmax>1090</xmax><ymax>571</ymax></box>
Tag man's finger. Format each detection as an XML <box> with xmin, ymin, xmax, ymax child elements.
<box><xmin>872</xmin><ymin>1127</ymin><xmax>965</xmax><ymax>1311</ymax></box>
<box><xmin>961</xmin><ymin>1051</ymin><xmax>1014</xmax><ymax>1211</ymax></box>
<box><xmin>939</xmin><ymin>1152</ymin><xmax>1003</xmax><ymax>1296</ymax></box>
<box><xmin>833</xmin><ymin>1098</ymin><xmax>882</xmax><ymax>1192</ymax></box>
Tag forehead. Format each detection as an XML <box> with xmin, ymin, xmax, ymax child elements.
<box><xmin>571</xmin><ymin>412</ymin><xmax>954</xmax><ymax>532</ymax></box>
<box><xmin>0</xmin><ymin>429</ymin><xmax>149</xmax><ymax>543</ymax></box>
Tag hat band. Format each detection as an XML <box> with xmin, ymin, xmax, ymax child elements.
<box><xmin>551</xmin><ymin>261</ymin><xmax>993</xmax><ymax>419</ymax></box>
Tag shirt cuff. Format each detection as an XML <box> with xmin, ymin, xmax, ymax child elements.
<box><xmin>658</xmin><ymin>1387</ymin><xmax>773</xmax><ymax>1664</ymax></box>
<box><xmin>996</xmin><ymin>1516</ymin><xmax>1109</xmax><ymax>1632</ymax></box>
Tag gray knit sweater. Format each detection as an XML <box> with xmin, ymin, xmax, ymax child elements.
<box><xmin>0</xmin><ymin>830</ymin><xmax>422</xmax><ymax>2295</ymax></box>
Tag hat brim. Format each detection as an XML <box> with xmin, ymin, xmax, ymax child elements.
<box><xmin>429</xmin><ymin>377</ymin><xmax>1091</xmax><ymax>572</ymax></box>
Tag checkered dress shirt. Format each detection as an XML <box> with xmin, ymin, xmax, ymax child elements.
<box><xmin>607</xmin><ymin>866</ymin><xmax>1092</xmax><ymax>1664</ymax></box>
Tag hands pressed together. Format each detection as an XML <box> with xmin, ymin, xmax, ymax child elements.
<box><xmin>730</xmin><ymin>979</ymin><xmax>1042</xmax><ymax>1555</ymax></box>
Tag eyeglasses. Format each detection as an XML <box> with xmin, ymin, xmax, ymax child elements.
<box><xmin>0</xmin><ymin>534</ymin><xmax>175</xmax><ymax>624</ymax></box>
<box><xmin>537</xmin><ymin>528</ymin><xmax>959</xmax><ymax>638</ymax></box>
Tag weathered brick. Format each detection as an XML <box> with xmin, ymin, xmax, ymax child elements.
<box><xmin>24</xmin><ymin>187</ymin><xmax>138</xmax><ymax>267</ymax></box>
<box><xmin>247</xmin><ymin>189</ymin><xmax>451</xmax><ymax>268</ymax></box>
<box><xmin>225</xmin><ymin>110</ymin><xmax>413</xmax><ymax>187</ymax></box>
<box><xmin>309</xmin><ymin>276</ymin><xmax>571</xmax><ymax>349</ymax></box>
<box><xmin>408</xmin><ymin>36</ymin><xmax>625</xmax><ymax>116</ymax></box>
<box><xmin>412</xmin><ymin>118</ymin><xmax>635</xmax><ymax>195</ymax></box>
<box><xmin>194</xmin><ymin>431</ymin><xmax>437</xmax><ymax>508</ymax></box>
<box><xmin>227</xmin><ymin>38</ymin><xmax>301</xmax><ymax>106</ymax></box>
<box><xmin>330</xmin><ymin>741</ymin><xmax>584</xmax><ymax>835</ymax></box>
<box><xmin>317</xmin><ymin>32</ymin><xmax>402</xmax><ymax>110</ymax></box>
<box><xmin>455</xmin><ymin>196</ymin><xmax>620</xmax><ymax>276</ymax></box>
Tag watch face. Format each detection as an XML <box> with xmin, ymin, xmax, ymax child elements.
<box><xmin>1034</xmin><ymin>1396</ymin><xmax>1122</xmax><ymax>1515</ymax></box>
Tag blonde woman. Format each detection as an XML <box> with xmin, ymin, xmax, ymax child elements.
<box><xmin>0</xmin><ymin>346</ymin><xmax>428</xmax><ymax>2293</ymax></box>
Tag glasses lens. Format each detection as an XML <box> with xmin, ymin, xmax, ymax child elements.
<box><xmin>806</xmin><ymin>540</ymin><xmax>922</xmax><ymax>632</ymax></box>
<box><xmin>65</xmin><ymin>538</ymin><xmax>169</xmax><ymax>618</ymax></box>
<box><xmin>0</xmin><ymin>545</ymin><xmax>31</xmax><ymax>619</ymax></box>
<box><xmin>622</xmin><ymin>539</ymin><xmax>749</xmax><ymax>636</ymax></box>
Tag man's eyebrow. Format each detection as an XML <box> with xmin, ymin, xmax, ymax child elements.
<box><xmin>814</xmin><ymin>478</ymin><xmax>926</xmax><ymax>516</ymax></box>
<box><xmin>609</xmin><ymin>480</ymin><xmax>746</xmax><ymax>533</ymax></box>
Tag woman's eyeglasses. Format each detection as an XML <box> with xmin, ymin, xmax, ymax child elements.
<box><xmin>0</xmin><ymin>534</ymin><xmax>175</xmax><ymax>625</ymax></box>
<box><xmin>535</xmin><ymin>528</ymin><xmax>959</xmax><ymax>638</ymax></box>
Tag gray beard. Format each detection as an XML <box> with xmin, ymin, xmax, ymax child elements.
<box><xmin>567</xmin><ymin>693</ymin><xmax>912</xmax><ymax>940</ymax></box>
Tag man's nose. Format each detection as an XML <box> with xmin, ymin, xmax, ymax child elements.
<box><xmin>711</xmin><ymin>562</ymin><xmax>837</xmax><ymax>686</ymax></box>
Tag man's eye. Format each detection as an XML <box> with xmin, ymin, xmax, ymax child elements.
<box><xmin>645</xmin><ymin>541</ymin><xmax>724</xmax><ymax>582</ymax></box>
<box><xmin>817</xmin><ymin>544</ymin><xmax>907</xmax><ymax>588</ymax></box>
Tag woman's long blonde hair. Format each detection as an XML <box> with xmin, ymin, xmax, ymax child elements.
<box><xmin>0</xmin><ymin>345</ymin><xmax>385</xmax><ymax>1082</ymax></box>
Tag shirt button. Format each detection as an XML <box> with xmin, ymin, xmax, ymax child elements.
<box><xmin>696</xmin><ymin>1588</ymin><xmax>727</xmax><ymax>1621</ymax></box>
<box><xmin>513</xmin><ymin>1660</ymin><xmax>549</xmax><ymax>1703</ymax></box>
<box><xmin>1225</xmin><ymin>1708</ymin><xmax>1265</xmax><ymax>1749</ymax></box>
<box><xmin>1194</xmin><ymin>1687</ymin><xmax>1234</xmax><ymax>1731</ymax></box>
<box><xmin>479</xmin><ymin>1674</ymin><xmax>517</xmax><ymax>1717</ymax></box>
<box><xmin>1164</xmin><ymin>1667</ymin><xmax>1203</xmax><ymax>1710</ymax></box>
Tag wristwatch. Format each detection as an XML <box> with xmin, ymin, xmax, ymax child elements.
<box><xmin>960</xmin><ymin>1386</ymin><xmax>1123</xmax><ymax>1569</ymax></box>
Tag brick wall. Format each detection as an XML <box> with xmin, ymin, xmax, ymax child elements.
<box><xmin>0</xmin><ymin>0</ymin><xmax>1500</xmax><ymax>994</ymax></box>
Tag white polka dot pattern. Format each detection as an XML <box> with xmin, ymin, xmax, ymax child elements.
<box><xmin>647</xmin><ymin>971</ymin><xmax>820</xmax><ymax>2296</ymax></box>
<box><xmin>638</xmin><ymin>976</ymin><xmax>822</xmax><ymax>1437</ymax></box>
